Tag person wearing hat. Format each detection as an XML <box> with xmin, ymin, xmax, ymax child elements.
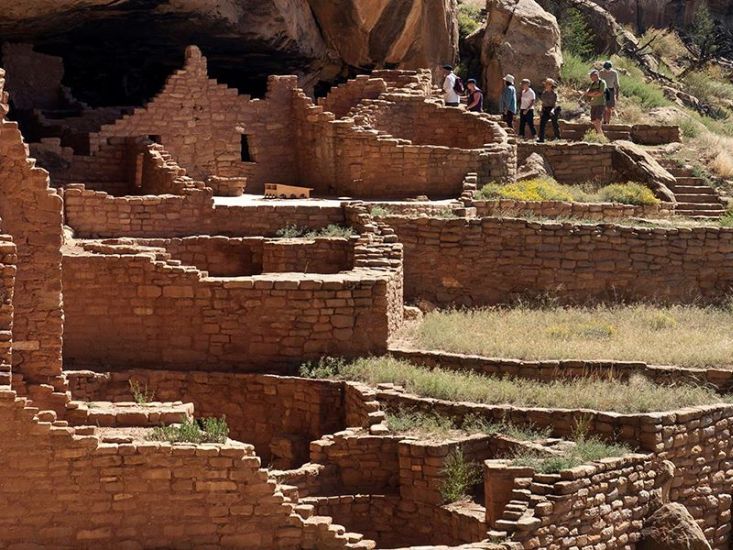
<box><xmin>498</xmin><ymin>74</ymin><xmax>517</xmax><ymax>128</ymax></box>
<box><xmin>441</xmin><ymin>64</ymin><xmax>462</xmax><ymax>107</ymax></box>
<box><xmin>599</xmin><ymin>60</ymin><xmax>620</xmax><ymax>124</ymax></box>
<box><xmin>518</xmin><ymin>78</ymin><xmax>537</xmax><ymax>140</ymax></box>
<box><xmin>538</xmin><ymin>78</ymin><xmax>561</xmax><ymax>142</ymax></box>
<box><xmin>585</xmin><ymin>69</ymin><xmax>607</xmax><ymax>135</ymax></box>
<box><xmin>465</xmin><ymin>79</ymin><xmax>484</xmax><ymax>112</ymax></box>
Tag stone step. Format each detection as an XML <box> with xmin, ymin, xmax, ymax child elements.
<box><xmin>294</xmin><ymin>504</ymin><xmax>314</xmax><ymax>520</ymax></box>
<box><xmin>669</xmin><ymin>185</ymin><xmax>718</xmax><ymax>195</ymax></box>
<box><xmin>675</xmin><ymin>193</ymin><xmax>724</xmax><ymax>204</ymax></box>
<box><xmin>676</xmin><ymin>202</ymin><xmax>725</xmax><ymax>211</ymax></box>
<box><xmin>674</xmin><ymin>176</ymin><xmax>708</xmax><ymax>186</ymax></box>
<box><xmin>65</xmin><ymin>400</ymin><xmax>194</xmax><ymax>427</ymax></box>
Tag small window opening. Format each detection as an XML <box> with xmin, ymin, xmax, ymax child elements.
<box><xmin>148</xmin><ymin>134</ymin><xmax>162</xmax><ymax>144</ymax></box>
<box><xmin>240</xmin><ymin>134</ymin><xmax>253</xmax><ymax>162</ymax></box>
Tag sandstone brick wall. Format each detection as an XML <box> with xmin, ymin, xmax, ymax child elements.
<box><xmin>0</xmin><ymin>68</ymin><xmax>66</xmax><ymax>411</ymax></box>
<box><xmin>378</xmin><ymin>387</ymin><xmax>733</xmax><ymax>549</ymax></box>
<box><xmin>0</xmin><ymin>385</ymin><xmax>361</xmax><ymax>549</ymax></box>
<box><xmin>140</xmin><ymin>143</ymin><xmax>200</xmax><ymax>195</ymax></box>
<box><xmin>62</xmin><ymin>241</ymin><xmax>401</xmax><ymax>371</ymax></box>
<box><xmin>473</xmin><ymin>198</ymin><xmax>674</xmax><ymax>221</ymax></box>
<box><xmin>293</xmin><ymin>91</ymin><xmax>516</xmax><ymax>199</ymax></box>
<box><xmin>631</xmin><ymin>124</ymin><xmax>682</xmax><ymax>145</ymax></box>
<box><xmin>89</xmin><ymin>46</ymin><xmax>298</xmax><ymax>192</ymax></box>
<box><xmin>385</xmin><ymin>216</ymin><xmax>733</xmax><ymax>306</ymax></box>
<box><xmin>318</xmin><ymin>76</ymin><xmax>388</xmax><ymax>118</ymax></box>
<box><xmin>0</xmin><ymin>234</ymin><xmax>15</xmax><ymax>387</ymax></box>
<box><xmin>354</xmin><ymin>95</ymin><xmax>499</xmax><ymax>150</ymax></box>
<box><xmin>63</xmin><ymin>185</ymin><xmax>346</xmax><ymax>238</ymax></box>
<box><xmin>65</xmin><ymin>370</ymin><xmax>347</xmax><ymax>465</ymax></box>
<box><xmin>494</xmin><ymin>454</ymin><xmax>663</xmax><ymax>548</ymax></box>
<box><xmin>517</xmin><ymin>142</ymin><xmax>619</xmax><ymax>184</ymax></box>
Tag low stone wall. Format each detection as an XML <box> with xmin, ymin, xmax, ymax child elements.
<box><xmin>318</xmin><ymin>75</ymin><xmax>388</xmax><ymax>118</ymax></box>
<box><xmin>63</xmin><ymin>185</ymin><xmax>346</xmax><ymax>238</ymax></box>
<box><xmin>65</xmin><ymin>370</ymin><xmax>347</xmax><ymax>465</ymax></box>
<box><xmin>62</xmin><ymin>241</ymin><xmax>402</xmax><ymax>371</ymax></box>
<box><xmin>0</xmin><ymin>234</ymin><xmax>15</xmax><ymax>387</ymax></box>
<box><xmin>389</xmin><ymin>348</ymin><xmax>733</xmax><ymax>393</ymax></box>
<box><xmin>385</xmin><ymin>216</ymin><xmax>733</xmax><ymax>306</ymax></box>
<box><xmin>473</xmin><ymin>198</ymin><xmax>674</xmax><ymax>220</ymax></box>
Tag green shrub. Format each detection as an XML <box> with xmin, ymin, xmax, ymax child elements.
<box><xmin>305</xmin><ymin>224</ymin><xmax>355</xmax><ymax>238</ymax></box>
<box><xmin>511</xmin><ymin>437</ymin><xmax>631</xmax><ymax>473</ymax></box>
<box><xmin>721</xmin><ymin>210</ymin><xmax>733</xmax><ymax>227</ymax></box>
<box><xmin>458</xmin><ymin>4</ymin><xmax>482</xmax><ymax>39</ymax></box>
<box><xmin>276</xmin><ymin>225</ymin><xmax>304</xmax><ymax>238</ymax></box>
<box><xmin>560</xmin><ymin>50</ymin><xmax>590</xmax><ymax>89</ymax></box>
<box><xmin>476</xmin><ymin>178</ymin><xmax>575</xmax><ymax>202</ymax></box>
<box><xmin>440</xmin><ymin>448</ymin><xmax>482</xmax><ymax>503</ymax></box>
<box><xmin>299</xmin><ymin>356</ymin><xmax>347</xmax><ymax>378</ymax></box>
<box><xmin>688</xmin><ymin>2</ymin><xmax>718</xmax><ymax>59</ymax></box>
<box><xmin>370</xmin><ymin>205</ymin><xmax>393</xmax><ymax>218</ymax></box>
<box><xmin>581</xmin><ymin>129</ymin><xmax>610</xmax><ymax>144</ymax></box>
<box><xmin>129</xmin><ymin>379</ymin><xmax>155</xmax><ymax>405</ymax></box>
<box><xmin>559</xmin><ymin>8</ymin><xmax>595</xmax><ymax>60</ymax></box>
<box><xmin>598</xmin><ymin>183</ymin><xmax>660</xmax><ymax>205</ymax></box>
<box><xmin>149</xmin><ymin>416</ymin><xmax>229</xmax><ymax>444</ymax></box>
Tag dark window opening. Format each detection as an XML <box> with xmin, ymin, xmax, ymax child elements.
<box><xmin>240</xmin><ymin>134</ymin><xmax>253</xmax><ymax>162</ymax></box>
<box><xmin>148</xmin><ymin>134</ymin><xmax>162</xmax><ymax>144</ymax></box>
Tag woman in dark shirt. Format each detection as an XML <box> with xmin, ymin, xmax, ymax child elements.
<box><xmin>538</xmin><ymin>78</ymin><xmax>561</xmax><ymax>142</ymax></box>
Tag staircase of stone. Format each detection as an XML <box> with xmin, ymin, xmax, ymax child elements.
<box><xmin>655</xmin><ymin>158</ymin><xmax>727</xmax><ymax>219</ymax></box>
<box><xmin>558</xmin><ymin>122</ymin><xmax>632</xmax><ymax>141</ymax></box>
<box><xmin>278</xmin><ymin>481</ymin><xmax>377</xmax><ymax>549</ymax></box>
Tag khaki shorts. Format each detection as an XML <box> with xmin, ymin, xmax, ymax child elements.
<box><xmin>590</xmin><ymin>105</ymin><xmax>605</xmax><ymax>121</ymax></box>
<box><xmin>606</xmin><ymin>89</ymin><xmax>616</xmax><ymax>107</ymax></box>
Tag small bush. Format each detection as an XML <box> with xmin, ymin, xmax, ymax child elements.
<box><xmin>299</xmin><ymin>356</ymin><xmax>347</xmax><ymax>379</ymax></box>
<box><xmin>641</xmin><ymin>28</ymin><xmax>687</xmax><ymax>60</ymax></box>
<box><xmin>511</xmin><ymin>436</ymin><xmax>631</xmax><ymax>473</ymax></box>
<box><xmin>440</xmin><ymin>448</ymin><xmax>482</xmax><ymax>503</ymax></box>
<box><xmin>598</xmin><ymin>183</ymin><xmax>659</xmax><ymax>205</ymax></box>
<box><xmin>582</xmin><ymin>129</ymin><xmax>609</xmax><ymax>144</ymax></box>
<box><xmin>476</xmin><ymin>178</ymin><xmax>575</xmax><ymax>202</ymax></box>
<box><xmin>129</xmin><ymin>379</ymin><xmax>155</xmax><ymax>405</ymax></box>
<box><xmin>305</xmin><ymin>224</ymin><xmax>355</xmax><ymax>238</ymax></box>
<box><xmin>149</xmin><ymin>416</ymin><xmax>229</xmax><ymax>444</ymax></box>
<box><xmin>276</xmin><ymin>225</ymin><xmax>304</xmax><ymax>238</ymax></box>
<box><xmin>370</xmin><ymin>205</ymin><xmax>393</xmax><ymax>218</ymax></box>
<box><xmin>721</xmin><ymin>210</ymin><xmax>733</xmax><ymax>228</ymax></box>
<box><xmin>387</xmin><ymin>409</ymin><xmax>456</xmax><ymax>436</ymax></box>
<box><xmin>560</xmin><ymin>50</ymin><xmax>590</xmax><ymax>89</ymax></box>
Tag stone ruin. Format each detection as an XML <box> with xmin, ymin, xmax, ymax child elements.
<box><xmin>0</xmin><ymin>42</ymin><xmax>732</xmax><ymax>550</ymax></box>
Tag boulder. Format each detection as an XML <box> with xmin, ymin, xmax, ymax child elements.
<box><xmin>517</xmin><ymin>152</ymin><xmax>554</xmax><ymax>181</ymax></box>
<box><xmin>480</xmin><ymin>0</ymin><xmax>562</xmax><ymax>111</ymax></box>
<box><xmin>612</xmin><ymin>141</ymin><xmax>677</xmax><ymax>203</ymax></box>
<box><xmin>639</xmin><ymin>503</ymin><xmax>712</xmax><ymax>550</ymax></box>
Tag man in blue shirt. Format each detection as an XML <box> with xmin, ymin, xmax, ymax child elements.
<box><xmin>498</xmin><ymin>74</ymin><xmax>517</xmax><ymax>129</ymax></box>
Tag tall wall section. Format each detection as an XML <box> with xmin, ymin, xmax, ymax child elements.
<box><xmin>0</xmin><ymin>67</ymin><xmax>66</xmax><ymax>410</ymax></box>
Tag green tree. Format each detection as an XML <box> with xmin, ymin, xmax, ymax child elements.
<box><xmin>560</xmin><ymin>8</ymin><xmax>595</xmax><ymax>60</ymax></box>
<box><xmin>689</xmin><ymin>2</ymin><xmax>718</xmax><ymax>60</ymax></box>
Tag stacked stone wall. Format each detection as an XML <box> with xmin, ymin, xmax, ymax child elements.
<box><xmin>66</xmin><ymin>370</ymin><xmax>346</xmax><ymax>464</ymax></box>
<box><xmin>0</xmin><ymin>67</ymin><xmax>66</xmax><ymax>410</ymax></box>
<box><xmin>62</xmin><ymin>243</ymin><xmax>401</xmax><ymax>371</ymax></box>
<box><xmin>386</xmin><ymin>216</ymin><xmax>733</xmax><ymax>306</ymax></box>
<box><xmin>473</xmin><ymin>198</ymin><xmax>674</xmax><ymax>220</ymax></box>
<box><xmin>318</xmin><ymin>76</ymin><xmax>388</xmax><ymax>118</ymax></box>
<box><xmin>0</xmin><ymin>234</ymin><xmax>15</xmax><ymax>386</ymax></box>
<box><xmin>63</xmin><ymin>185</ymin><xmax>345</xmax><ymax>237</ymax></box>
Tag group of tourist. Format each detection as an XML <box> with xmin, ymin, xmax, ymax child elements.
<box><xmin>440</xmin><ymin>61</ymin><xmax>620</xmax><ymax>140</ymax></box>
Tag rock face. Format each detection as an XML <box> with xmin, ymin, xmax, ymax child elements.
<box><xmin>592</xmin><ymin>0</ymin><xmax>733</xmax><ymax>31</ymax></box>
<box><xmin>0</xmin><ymin>0</ymin><xmax>458</xmax><ymax>105</ymax></box>
<box><xmin>639</xmin><ymin>503</ymin><xmax>712</xmax><ymax>550</ymax></box>
<box><xmin>479</xmin><ymin>0</ymin><xmax>562</xmax><ymax>111</ymax></box>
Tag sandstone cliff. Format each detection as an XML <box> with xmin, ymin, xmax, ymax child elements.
<box><xmin>0</xmin><ymin>0</ymin><xmax>458</xmax><ymax>104</ymax></box>
<box><xmin>592</xmin><ymin>0</ymin><xmax>733</xmax><ymax>31</ymax></box>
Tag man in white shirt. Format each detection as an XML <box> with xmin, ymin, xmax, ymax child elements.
<box><xmin>441</xmin><ymin>64</ymin><xmax>461</xmax><ymax>107</ymax></box>
<box><xmin>518</xmin><ymin>78</ymin><xmax>537</xmax><ymax>139</ymax></box>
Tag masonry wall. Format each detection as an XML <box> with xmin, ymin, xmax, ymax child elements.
<box><xmin>0</xmin><ymin>234</ymin><xmax>15</xmax><ymax>387</ymax></box>
<box><xmin>386</xmin><ymin>216</ymin><xmax>733</xmax><ymax>306</ymax></box>
<box><xmin>318</xmin><ymin>76</ymin><xmax>388</xmax><ymax>118</ymax></box>
<box><xmin>0</xmin><ymin>68</ymin><xmax>66</xmax><ymax>411</ymax></box>
<box><xmin>62</xmin><ymin>247</ymin><xmax>400</xmax><ymax>371</ymax></box>
<box><xmin>66</xmin><ymin>370</ymin><xmax>347</xmax><ymax>465</ymax></box>
<box><xmin>472</xmin><ymin>198</ymin><xmax>673</xmax><ymax>221</ymax></box>
<box><xmin>63</xmin><ymin>185</ymin><xmax>346</xmax><ymax>238</ymax></box>
<box><xmin>89</xmin><ymin>46</ymin><xmax>298</xmax><ymax>193</ymax></box>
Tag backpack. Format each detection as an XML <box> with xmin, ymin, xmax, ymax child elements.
<box><xmin>453</xmin><ymin>76</ymin><xmax>465</xmax><ymax>94</ymax></box>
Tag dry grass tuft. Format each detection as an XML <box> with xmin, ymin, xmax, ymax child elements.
<box><xmin>410</xmin><ymin>304</ymin><xmax>733</xmax><ymax>368</ymax></box>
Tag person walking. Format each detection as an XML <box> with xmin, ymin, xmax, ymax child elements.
<box><xmin>538</xmin><ymin>78</ymin><xmax>561</xmax><ymax>142</ymax></box>
<box><xmin>599</xmin><ymin>60</ymin><xmax>620</xmax><ymax>124</ymax></box>
<box><xmin>466</xmin><ymin>79</ymin><xmax>484</xmax><ymax>112</ymax></box>
<box><xmin>498</xmin><ymin>74</ymin><xmax>517</xmax><ymax>128</ymax></box>
<box><xmin>585</xmin><ymin>69</ymin><xmax>607</xmax><ymax>135</ymax></box>
<box><xmin>518</xmin><ymin>78</ymin><xmax>537</xmax><ymax>140</ymax></box>
<box><xmin>441</xmin><ymin>64</ymin><xmax>462</xmax><ymax>107</ymax></box>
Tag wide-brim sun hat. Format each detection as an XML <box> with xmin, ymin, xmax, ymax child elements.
<box><xmin>544</xmin><ymin>78</ymin><xmax>557</xmax><ymax>87</ymax></box>
<box><xmin>503</xmin><ymin>74</ymin><xmax>515</xmax><ymax>84</ymax></box>
<box><xmin>589</xmin><ymin>69</ymin><xmax>599</xmax><ymax>75</ymax></box>
<box><xmin>521</xmin><ymin>78</ymin><xmax>531</xmax><ymax>84</ymax></box>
